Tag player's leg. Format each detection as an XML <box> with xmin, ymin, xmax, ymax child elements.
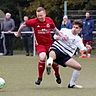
<box><xmin>46</xmin><ymin>50</ymin><xmax>61</xmax><ymax>84</ymax></box>
<box><xmin>52</xmin><ymin>63</ymin><xmax>61</xmax><ymax>84</ymax></box>
<box><xmin>46</xmin><ymin>50</ymin><xmax>56</xmax><ymax>75</ymax></box>
<box><xmin>35</xmin><ymin>45</ymin><xmax>46</xmax><ymax>85</ymax></box>
<box><xmin>35</xmin><ymin>52</ymin><xmax>46</xmax><ymax>85</ymax></box>
<box><xmin>68</xmin><ymin>70</ymin><xmax>82</xmax><ymax>88</ymax></box>
<box><xmin>65</xmin><ymin>58</ymin><xmax>82</xmax><ymax>88</ymax></box>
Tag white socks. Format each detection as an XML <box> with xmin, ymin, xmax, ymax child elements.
<box><xmin>47</xmin><ymin>57</ymin><xmax>53</xmax><ymax>66</ymax></box>
<box><xmin>69</xmin><ymin>70</ymin><xmax>80</xmax><ymax>86</ymax></box>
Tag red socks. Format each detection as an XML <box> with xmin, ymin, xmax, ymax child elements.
<box><xmin>38</xmin><ymin>60</ymin><xmax>45</xmax><ymax>79</ymax></box>
<box><xmin>52</xmin><ymin>63</ymin><xmax>60</xmax><ymax>77</ymax></box>
<box><xmin>38</xmin><ymin>60</ymin><xmax>60</xmax><ymax>79</ymax></box>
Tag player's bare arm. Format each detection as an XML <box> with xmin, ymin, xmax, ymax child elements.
<box><xmin>14</xmin><ymin>22</ymin><xmax>26</xmax><ymax>37</ymax></box>
<box><xmin>79</xmin><ymin>44</ymin><xmax>92</xmax><ymax>58</ymax></box>
<box><xmin>53</xmin><ymin>27</ymin><xmax>61</xmax><ymax>36</ymax></box>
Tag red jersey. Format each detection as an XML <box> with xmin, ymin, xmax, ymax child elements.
<box><xmin>26</xmin><ymin>17</ymin><xmax>55</xmax><ymax>46</ymax></box>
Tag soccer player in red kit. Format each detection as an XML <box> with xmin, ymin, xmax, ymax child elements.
<box><xmin>15</xmin><ymin>7</ymin><xmax>61</xmax><ymax>85</ymax></box>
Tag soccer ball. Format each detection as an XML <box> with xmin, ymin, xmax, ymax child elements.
<box><xmin>0</xmin><ymin>78</ymin><xmax>5</xmax><ymax>89</ymax></box>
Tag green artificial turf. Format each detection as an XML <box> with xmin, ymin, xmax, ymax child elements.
<box><xmin>0</xmin><ymin>55</ymin><xmax>96</xmax><ymax>96</ymax></box>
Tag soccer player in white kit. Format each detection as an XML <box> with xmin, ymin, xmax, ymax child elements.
<box><xmin>46</xmin><ymin>20</ymin><xmax>91</xmax><ymax>88</ymax></box>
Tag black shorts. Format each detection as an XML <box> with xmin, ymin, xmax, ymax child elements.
<box><xmin>50</xmin><ymin>48</ymin><xmax>71</xmax><ymax>67</ymax></box>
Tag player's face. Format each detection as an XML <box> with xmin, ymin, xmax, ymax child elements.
<box><xmin>72</xmin><ymin>25</ymin><xmax>82</xmax><ymax>35</ymax></box>
<box><xmin>36</xmin><ymin>11</ymin><xmax>46</xmax><ymax>22</ymax></box>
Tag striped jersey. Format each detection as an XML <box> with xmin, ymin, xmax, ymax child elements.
<box><xmin>50</xmin><ymin>28</ymin><xmax>86</xmax><ymax>57</ymax></box>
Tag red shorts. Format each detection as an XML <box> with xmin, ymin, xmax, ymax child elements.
<box><xmin>83</xmin><ymin>40</ymin><xmax>93</xmax><ymax>46</ymax></box>
<box><xmin>36</xmin><ymin>45</ymin><xmax>51</xmax><ymax>55</ymax></box>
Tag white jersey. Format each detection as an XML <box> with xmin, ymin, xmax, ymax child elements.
<box><xmin>51</xmin><ymin>28</ymin><xmax>86</xmax><ymax>57</ymax></box>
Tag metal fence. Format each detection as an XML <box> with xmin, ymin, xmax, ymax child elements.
<box><xmin>67</xmin><ymin>10</ymin><xmax>96</xmax><ymax>30</ymax></box>
<box><xmin>67</xmin><ymin>10</ymin><xmax>96</xmax><ymax>48</ymax></box>
<box><xmin>1</xmin><ymin>10</ymin><xmax>96</xmax><ymax>55</ymax></box>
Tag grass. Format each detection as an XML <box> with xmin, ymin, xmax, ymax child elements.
<box><xmin>0</xmin><ymin>54</ymin><xmax>96</xmax><ymax>96</ymax></box>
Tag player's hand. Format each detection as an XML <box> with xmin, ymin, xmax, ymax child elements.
<box><xmin>56</xmin><ymin>35</ymin><xmax>61</xmax><ymax>40</ymax></box>
<box><xmin>57</xmin><ymin>32</ymin><xmax>68</xmax><ymax>41</ymax></box>
<box><xmin>14</xmin><ymin>32</ymin><xmax>20</xmax><ymax>37</ymax></box>
<box><xmin>61</xmin><ymin>35</ymin><xmax>69</xmax><ymax>41</ymax></box>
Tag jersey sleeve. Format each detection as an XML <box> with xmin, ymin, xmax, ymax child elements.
<box><xmin>48</xmin><ymin>17</ymin><xmax>56</xmax><ymax>29</ymax></box>
<box><xmin>54</xmin><ymin>28</ymin><xmax>68</xmax><ymax>40</ymax></box>
<box><xmin>76</xmin><ymin>38</ymin><xmax>86</xmax><ymax>50</ymax></box>
<box><xmin>60</xmin><ymin>28</ymin><xmax>69</xmax><ymax>35</ymax></box>
<box><xmin>25</xmin><ymin>19</ymin><xmax>35</xmax><ymax>27</ymax></box>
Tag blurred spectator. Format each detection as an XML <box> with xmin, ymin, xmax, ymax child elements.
<box><xmin>61</xmin><ymin>15</ymin><xmax>72</xmax><ymax>29</ymax></box>
<box><xmin>20</xmin><ymin>16</ymin><xmax>33</xmax><ymax>56</ymax></box>
<box><xmin>1</xmin><ymin>13</ymin><xmax>15</xmax><ymax>56</ymax></box>
<box><xmin>81</xmin><ymin>11</ymin><xmax>94</xmax><ymax>57</ymax></box>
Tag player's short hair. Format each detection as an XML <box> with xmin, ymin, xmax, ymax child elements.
<box><xmin>73</xmin><ymin>20</ymin><xmax>83</xmax><ymax>28</ymax></box>
<box><xmin>36</xmin><ymin>7</ymin><xmax>46</xmax><ymax>13</ymax></box>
